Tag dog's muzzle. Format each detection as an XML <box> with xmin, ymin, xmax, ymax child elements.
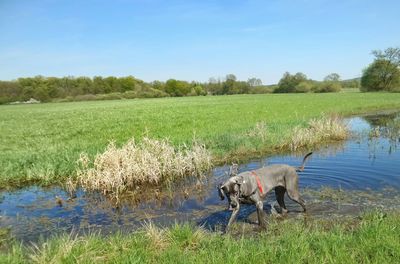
<box><xmin>229</xmin><ymin>201</ymin><xmax>238</xmax><ymax>210</ymax></box>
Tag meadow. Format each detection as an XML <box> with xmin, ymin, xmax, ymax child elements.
<box><xmin>2</xmin><ymin>92</ymin><xmax>400</xmax><ymax>187</ymax></box>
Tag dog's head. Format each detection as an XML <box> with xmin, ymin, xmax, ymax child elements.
<box><xmin>217</xmin><ymin>176</ymin><xmax>244</xmax><ymax>210</ymax></box>
<box><xmin>229</xmin><ymin>163</ymin><xmax>239</xmax><ymax>177</ymax></box>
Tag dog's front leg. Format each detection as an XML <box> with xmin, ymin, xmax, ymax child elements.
<box><xmin>225</xmin><ymin>206</ymin><xmax>240</xmax><ymax>233</ymax></box>
<box><xmin>256</xmin><ymin>201</ymin><xmax>267</xmax><ymax>229</ymax></box>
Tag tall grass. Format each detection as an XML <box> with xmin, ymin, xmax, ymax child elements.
<box><xmin>74</xmin><ymin>137</ymin><xmax>212</xmax><ymax>198</ymax></box>
<box><xmin>1</xmin><ymin>211</ymin><xmax>399</xmax><ymax>263</ymax></box>
<box><xmin>1</xmin><ymin>93</ymin><xmax>400</xmax><ymax>187</ymax></box>
<box><xmin>286</xmin><ymin>115</ymin><xmax>349</xmax><ymax>151</ymax></box>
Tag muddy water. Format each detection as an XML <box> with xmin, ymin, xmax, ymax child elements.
<box><xmin>1</xmin><ymin>111</ymin><xmax>400</xmax><ymax>242</ymax></box>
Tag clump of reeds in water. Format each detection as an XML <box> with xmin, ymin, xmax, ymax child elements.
<box><xmin>288</xmin><ymin>115</ymin><xmax>349</xmax><ymax>151</ymax></box>
<box><xmin>75</xmin><ymin>137</ymin><xmax>212</xmax><ymax>198</ymax></box>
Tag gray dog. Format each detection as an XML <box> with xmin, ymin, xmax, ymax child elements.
<box><xmin>218</xmin><ymin>152</ymin><xmax>312</xmax><ymax>231</ymax></box>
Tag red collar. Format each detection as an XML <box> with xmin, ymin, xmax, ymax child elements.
<box><xmin>251</xmin><ymin>171</ymin><xmax>263</xmax><ymax>194</ymax></box>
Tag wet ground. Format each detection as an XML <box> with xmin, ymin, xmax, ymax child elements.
<box><xmin>1</xmin><ymin>111</ymin><xmax>400</xmax><ymax>241</ymax></box>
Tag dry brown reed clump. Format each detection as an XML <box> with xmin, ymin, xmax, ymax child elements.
<box><xmin>75</xmin><ymin>137</ymin><xmax>212</xmax><ymax>198</ymax></box>
<box><xmin>288</xmin><ymin>115</ymin><xmax>349</xmax><ymax>151</ymax></box>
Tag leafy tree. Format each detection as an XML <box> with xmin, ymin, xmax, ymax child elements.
<box><xmin>93</xmin><ymin>76</ymin><xmax>106</xmax><ymax>94</ymax></box>
<box><xmin>119</xmin><ymin>76</ymin><xmax>137</xmax><ymax>92</ymax></box>
<box><xmin>247</xmin><ymin>77</ymin><xmax>262</xmax><ymax>87</ymax></box>
<box><xmin>361</xmin><ymin>47</ymin><xmax>400</xmax><ymax>92</ymax></box>
<box><xmin>225</xmin><ymin>74</ymin><xmax>237</xmax><ymax>82</ymax></box>
<box><xmin>151</xmin><ymin>80</ymin><xmax>165</xmax><ymax>91</ymax></box>
<box><xmin>372</xmin><ymin>47</ymin><xmax>400</xmax><ymax>66</ymax></box>
<box><xmin>205</xmin><ymin>78</ymin><xmax>223</xmax><ymax>95</ymax></box>
<box><xmin>324</xmin><ymin>73</ymin><xmax>341</xmax><ymax>82</ymax></box>
<box><xmin>318</xmin><ymin>73</ymin><xmax>342</xmax><ymax>92</ymax></box>
<box><xmin>361</xmin><ymin>60</ymin><xmax>400</xmax><ymax>91</ymax></box>
<box><xmin>275</xmin><ymin>72</ymin><xmax>308</xmax><ymax>93</ymax></box>
<box><xmin>165</xmin><ymin>79</ymin><xmax>191</xmax><ymax>96</ymax></box>
<box><xmin>191</xmin><ymin>85</ymin><xmax>206</xmax><ymax>96</ymax></box>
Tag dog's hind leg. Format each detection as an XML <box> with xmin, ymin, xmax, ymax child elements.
<box><xmin>274</xmin><ymin>186</ymin><xmax>288</xmax><ymax>214</ymax></box>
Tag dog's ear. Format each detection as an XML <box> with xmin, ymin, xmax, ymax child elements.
<box><xmin>217</xmin><ymin>183</ymin><xmax>225</xmax><ymax>200</ymax></box>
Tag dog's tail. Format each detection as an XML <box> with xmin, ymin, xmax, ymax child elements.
<box><xmin>296</xmin><ymin>152</ymin><xmax>313</xmax><ymax>172</ymax></box>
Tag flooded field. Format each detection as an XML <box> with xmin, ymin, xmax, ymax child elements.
<box><xmin>1</xmin><ymin>111</ymin><xmax>399</xmax><ymax>242</ymax></box>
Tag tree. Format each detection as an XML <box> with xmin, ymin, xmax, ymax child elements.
<box><xmin>119</xmin><ymin>76</ymin><xmax>137</xmax><ymax>92</ymax></box>
<box><xmin>165</xmin><ymin>79</ymin><xmax>191</xmax><ymax>96</ymax></box>
<box><xmin>361</xmin><ymin>47</ymin><xmax>400</xmax><ymax>92</ymax></box>
<box><xmin>151</xmin><ymin>80</ymin><xmax>165</xmax><ymax>91</ymax></box>
<box><xmin>371</xmin><ymin>47</ymin><xmax>400</xmax><ymax>66</ymax></box>
<box><xmin>225</xmin><ymin>74</ymin><xmax>237</xmax><ymax>82</ymax></box>
<box><xmin>319</xmin><ymin>73</ymin><xmax>342</xmax><ymax>92</ymax></box>
<box><xmin>222</xmin><ymin>74</ymin><xmax>237</xmax><ymax>94</ymax></box>
<box><xmin>361</xmin><ymin>59</ymin><xmax>400</xmax><ymax>92</ymax></box>
<box><xmin>275</xmin><ymin>72</ymin><xmax>308</xmax><ymax>93</ymax></box>
<box><xmin>324</xmin><ymin>73</ymin><xmax>341</xmax><ymax>82</ymax></box>
<box><xmin>247</xmin><ymin>77</ymin><xmax>262</xmax><ymax>87</ymax></box>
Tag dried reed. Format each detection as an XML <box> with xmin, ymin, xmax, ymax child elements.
<box><xmin>288</xmin><ymin>115</ymin><xmax>349</xmax><ymax>151</ymax></box>
<box><xmin>75</xmin><ymin>137</ymin><xmax>212</xmax><ymax>198</ymax></box>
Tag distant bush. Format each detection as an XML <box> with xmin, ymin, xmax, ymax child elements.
<box><xmin>135</xmin><ymin>88</ymin><xmax>169</xmax><ymax>98</ymax></box>
<box><xmin>294</xmin><ymin>81</ymin><xmax>312</xmax><ymax>93</ymax></box>
<box><xmin>73</xmin><ymin>94</ymin><xmax>99</xmax><ymax>101</ymax></box>
<box><xmin>315</xmin><ymin>81</ymin><xmax>342</xmax><ymax>93</ymax></box>
<box><xmin>248</xmin><ymin>86</ymin><xmax>273</xmax><ymax>94</ymax></box>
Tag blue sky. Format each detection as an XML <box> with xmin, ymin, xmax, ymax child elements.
<box><xmin>0</xmin><ymin>0</ymin><xmax>399</xmax><ymax>84</ymax></box>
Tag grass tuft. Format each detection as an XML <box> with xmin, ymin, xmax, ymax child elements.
<box><xmin>142</xmin><ymin>221</ymin><xmax>170</xmax><ymax>250</ymax></box>
<box><xmin>29</xmin><ymin>233</ymin><xmax>80</xmax><ymax>264</ymax></box>
<box><xmin>246</xmin><ymin>121</ymin><xmax>268</xmax><ymax>143</ymax></box>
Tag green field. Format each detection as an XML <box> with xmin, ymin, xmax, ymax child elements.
<box><xmin>1</xmin><ymin>211</ymin><xmax>398</xmax><ymax>263</ymax></box>
<box><xmin>1</xmin><ymin>93</ymin><xmax>400</xmax><ymax>187</ymax></box>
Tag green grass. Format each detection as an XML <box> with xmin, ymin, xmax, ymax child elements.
<box><xmin>340</xmin><ymin>87</ymin><xmax>360</xmax><ymax>93</ymax></box>
<box><xmin>1</xmin><ymin>211</ymin><xmax>399</xmax><ymax>263</ymax></box>
<box><xmin>1</xmin><ymin>93</ymin><xmax>400</xmax><ymax>187</ymax></box>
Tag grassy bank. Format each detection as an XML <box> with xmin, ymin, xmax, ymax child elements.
<box><xmin>1</xmin><ymin>93</ymin><xmax>400</xmax><ymax>187</ymax></box>
<box><xmin>1</xmin><ymin>211</ymin><xmax>399</xmax><ymax>263</ymax></box>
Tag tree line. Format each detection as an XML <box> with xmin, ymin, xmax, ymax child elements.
<box><xmin>1</xmin><ymin>47</ymin><xmax>397</xmax><ymax>104</ymax></box>
<box><xmin>0</xmin><ymin>74</ymin><xmax>270</xmax><ymax>104</ymax></box>
<box><xmin>0</xmin><ymin>73</ymin><xmax>357</xmax><ymax>104</ymax></box>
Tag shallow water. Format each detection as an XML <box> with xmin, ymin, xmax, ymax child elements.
<box><xmin>1</xmin><ymin>111</ymin><xmax>400</xmax><ymax>241</ymax></box>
